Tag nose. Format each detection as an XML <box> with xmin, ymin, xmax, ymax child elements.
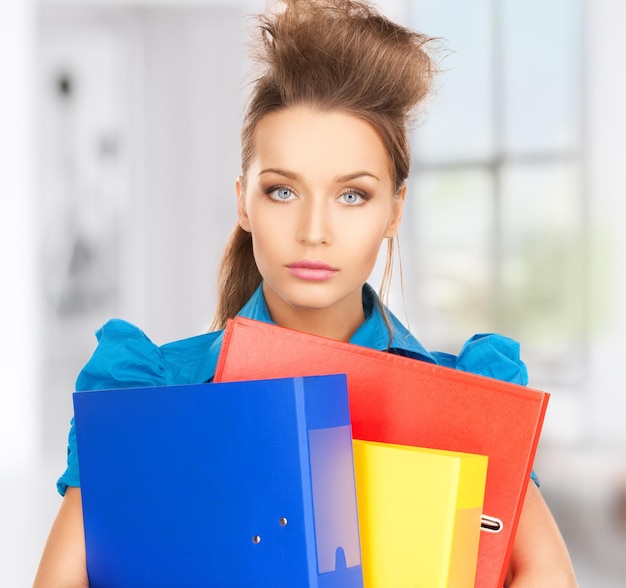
<box><xmin>295</xmin><ymin>198</ymin><xmax>331</xmax><ymax>246</ymax></box>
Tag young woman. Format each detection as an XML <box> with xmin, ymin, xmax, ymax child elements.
<box><xmin>34</xmin><ymin>1</ymin><xmax>578</xmax><ymax>586</ymax></box>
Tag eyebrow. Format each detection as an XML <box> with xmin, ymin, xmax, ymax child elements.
<box><xmin>258</xmin><ymin>168</ymin><xmax>380</xmax><ymax>183</ymax></box>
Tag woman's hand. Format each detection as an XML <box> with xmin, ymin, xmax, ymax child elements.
<box><xmin>505</xmin><ymin>481</ymin><xmax>578</xmax><ymax>587</ymax></box>
<box><xmin>33</xmin><ymin>487</ymin><xmax>89</xmax><ymax>588</ymax></box>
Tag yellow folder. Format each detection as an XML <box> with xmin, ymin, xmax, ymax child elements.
<box><xmin>352</xmin><ymin>440</ymin><xmax>488</xmax><ymax>588</ymax></box>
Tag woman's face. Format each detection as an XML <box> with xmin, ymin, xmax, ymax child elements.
<box><xmin>237</xmin><ymin>105</ymin><xmax>405</xmax><ymax>337</ymax></box>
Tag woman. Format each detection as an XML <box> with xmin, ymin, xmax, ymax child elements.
<box><xmin>34</xmin><ymin>1</ymin><xmax>577</xmax><ymax>586</ymax></box>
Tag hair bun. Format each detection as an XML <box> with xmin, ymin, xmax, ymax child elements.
<box><xmin>249</xmin><ymin>0</ymin><xmax>436</xmax><ymax>119</ymax></box>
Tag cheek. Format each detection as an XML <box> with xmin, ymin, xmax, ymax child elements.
<box><xmin>343</xmin><ymin>212</ymin><xmax>391</xmax><ymax>249</ymax></box>
<box><xmin>342</xmin><ymin>221</ymin><xmax>389</xmax><ymax>273</ymax></box>
<box><xmin>246</xmin><ymin>205</ymin><xmax>276</xmax><ymax>239</ymax></box>
<box><xmin>247</xmin><ymin>211</ymin><xmax>286</xmax><ymax>260</ymax></box>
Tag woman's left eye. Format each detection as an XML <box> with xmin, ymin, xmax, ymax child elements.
<box><xmin>339</xmin><ymin>190</ymin><xmax>366</xmax><ymax>205</ymax></box>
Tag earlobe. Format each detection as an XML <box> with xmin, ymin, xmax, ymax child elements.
<box><xmin>235</xmin><ymin>175</ymin><xmax>251</xmax><ymax>232</ymax></box>
<box><xmin>384</xmin><ymin>184</ymin><xmax>406</xmax><ymax>239</ymax></box>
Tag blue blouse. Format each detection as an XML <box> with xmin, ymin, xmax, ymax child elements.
<box><xmin>57</xmin><ymin>283</ymin><xmax>530</xmax><ymax>495</ymax></box>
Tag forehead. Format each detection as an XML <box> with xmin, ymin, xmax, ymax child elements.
<box><xmin>250</xmin><ymin>106</ymin><xmax>393</xmax><ymax>181</ymax></box>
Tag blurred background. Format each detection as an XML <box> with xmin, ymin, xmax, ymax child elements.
<box><xmin>2</xmin><ymin>0</ymin><xmax>625</xmax><ymax>585</ymax></box>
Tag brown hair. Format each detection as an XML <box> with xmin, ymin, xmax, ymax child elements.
<box><xmin>211</xmin><ymin>0</ymin><xmax>437</xmax><ymax>330</ymax></box>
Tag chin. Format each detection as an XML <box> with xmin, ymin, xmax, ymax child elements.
<box><xmin>286</xmin><ymin>296</ymin><xmax>336</xmax><ymax>312</ymax></box>
<box><xmin>266</xmin><ymin>278</ymin><xmax>362</xmax><ymax>315</ymax></box>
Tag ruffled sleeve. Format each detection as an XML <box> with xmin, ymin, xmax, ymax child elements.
<box><xmin>57</xmin><ymin>319</ymin><xmax>165</xmax><ymax>496</ymax></box>
<box><xmin>76</xmin><ymin>319</ymin><xmax>166</xmax><ymax>391</ymax></box>
<box><xmin>431</xmin><ymin>333</ymin><xmax>528</xmax><ymax>386</ymax></box>
<box><xmin>454</xmin><ymin>333</ymin><xmax>528</xmax><ymax>386</ymax></box>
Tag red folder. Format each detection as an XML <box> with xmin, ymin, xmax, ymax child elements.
<box><xmin>214</xmin><ymin>317</ymin><xmax>550</xmax><ymax>588</ymax></box>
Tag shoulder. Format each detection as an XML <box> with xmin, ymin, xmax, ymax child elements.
<box><xmin>374</xmin><ymin>292</ymin><xmax>528</xmax><ymax>385</ymax></box>
<box><xmin>76</xmin><ymin>319</ymin><xmax>224</xmax><ymax>391</ymax></box>
<box><xmin>369</xmin><ymin>288</ymin><xmax>527</xmax><ymax>385</ymax></box>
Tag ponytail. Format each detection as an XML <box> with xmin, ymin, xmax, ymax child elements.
<box><xmin>210</xmin><ymin>224</ymin><xmax>261</xmax><ymax>330</ymax></box>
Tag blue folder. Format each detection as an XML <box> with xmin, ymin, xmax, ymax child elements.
<box><xmin>74</xmin><ymin>374</ymin><xmax>363</xmax><ymax>588</ymax></box>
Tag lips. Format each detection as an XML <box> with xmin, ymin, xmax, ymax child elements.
<box><xmin>287</xmin><ymin>260</ymin><xmax>338</xmax><ymax>281</ymax></box>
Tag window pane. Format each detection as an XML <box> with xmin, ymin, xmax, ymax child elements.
<box><xmin>410</xmin><ymin>0</ymin><xmax>494</xmax><ymax>163</ymax></box>
<box><xmin>501</xmin><ymin>0</ymin><xmax>582</xmax><ymax>154</ymax></box>
<box><xmin>405</xmin><ymin>168</ymin><xmax>495</xmax><ymax>352</ymax></box>
<box><xmin>500</xmin><ymin>162</ymin><xmax>585</xmax><ymax>382</ymax></box>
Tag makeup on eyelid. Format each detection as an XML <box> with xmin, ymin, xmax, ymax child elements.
<box><xmin>263</xmin><ymin>181</ymin><xmax>373</xmax><ymax>205</ymax></box>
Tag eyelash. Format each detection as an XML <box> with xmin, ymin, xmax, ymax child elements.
<box><xmin>265</xmin><ymin>185</ymin><xmax>295</xmax><ymax>202</ymax></box>
<box><xmin>338</xmin><ymin>188</ymin><xmax>370</xmax><ymax>206</ymax></box>
<box><xmin>265</xmin><ymin>185</ymin><xmax>371</xmax><ymax>206</ymax></box>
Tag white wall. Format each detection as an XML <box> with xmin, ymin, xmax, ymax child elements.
<box><xmin>0</xmin><ymin>1</ymin><xmax>41</xmax><ymax>584</ymax></box>
<box><xmin>0</xmin><ymin>0</ymin><xmax>38</xmax><ymax>472</ymax></box>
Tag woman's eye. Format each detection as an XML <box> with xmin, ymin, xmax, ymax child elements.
<box><xmin>339</xmin><ymin>191</ymin><xmax>366</xmax><ymax>205</ymax></box>
<box><xmin>269</xmin><ymin>187</ymin><xmax>295</xmax><ymax>201</ymax></box>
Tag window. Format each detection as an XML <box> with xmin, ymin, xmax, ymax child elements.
<box><xmin>404</xmin><ymin>0</ymin><xmax>586</xmax><ymax>386</ymax></box>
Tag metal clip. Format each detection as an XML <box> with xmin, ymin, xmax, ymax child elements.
<box><xmin>481</xmin><ymin>514</ymin><xmax>503</xmax><ymax>533</ymax></box>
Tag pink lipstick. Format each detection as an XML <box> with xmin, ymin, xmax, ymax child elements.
<box><xmin>287</xmin><ymin>260</ymin><xmax>338</xmax><ymax>281</ymax></box>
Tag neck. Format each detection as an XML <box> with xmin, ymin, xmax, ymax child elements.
<box><xmin>262</xmin><ymin>286</ymin><xmax>365</xmax><ymax>343</ymax></box>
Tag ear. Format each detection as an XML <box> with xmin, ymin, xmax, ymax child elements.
<box><xmin>236</xmin><ymin>175</ymin><xmax>251</xmax><ymax>232</ymax></box>
<box><xmin>384</xmin><ymin>184</ymin><xmax>406</xmax><ymax>239</ymax></box>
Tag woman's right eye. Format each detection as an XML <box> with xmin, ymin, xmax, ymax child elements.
<box><xmin>269</xmin><ymin>187</ymin><xmax>295</xmax><ymax>201</ymax></box>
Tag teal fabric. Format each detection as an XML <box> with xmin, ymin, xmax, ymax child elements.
<box><xmin>57</xmin><ymin>283</ymin><xmax>530</xmax><ymax>495</ymax></box>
